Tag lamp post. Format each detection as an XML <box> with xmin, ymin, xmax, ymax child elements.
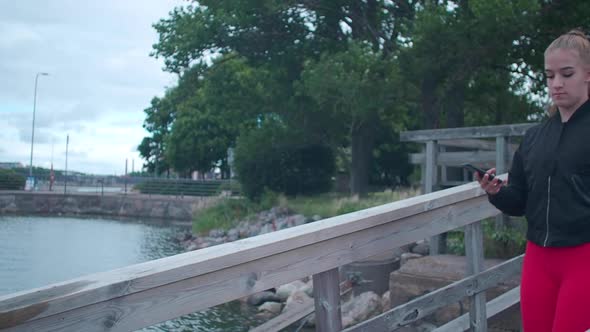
<box><xmin>27</xmin><ymin>72</ymin><xmax>49</xmax><ymax>190</ymax></box>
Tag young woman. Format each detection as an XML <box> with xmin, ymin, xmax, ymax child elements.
<box><xmin>477</xmin><ymin>29</ymin><xmax>590</xmax><ymax>332</ymax></box>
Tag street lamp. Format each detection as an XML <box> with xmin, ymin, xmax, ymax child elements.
<box><xmin>28</xmin><ymin>72</ymin><xmax>49</xmax><ymax>189</ymax></box>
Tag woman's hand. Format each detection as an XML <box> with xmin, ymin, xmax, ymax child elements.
<box><xmin>474</xmin><ymin>167</ymin><xmax>504</xmax><ymax>195</ymax></box>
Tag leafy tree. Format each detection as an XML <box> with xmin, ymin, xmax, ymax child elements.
<box><xmin>163</xmin><ymin>55</ymin><xmax>276</xmax><ymax>178</ymax></box>
<box><xmin>151</xmin><ymin>1</ymin><xmax>418</xmax><ymax>195</ymax></box>
<box><xmin>509</xmin><ymin>0</ymin><xmax>590</xmax><ymax>99</ymax></box>
<box><xmin>139</xmin><ymin>95</ymin><xmax>175</xmax><ymax>175</ymax></box>
<box><xmin>298</xmin><ymin>42</ymin><xmax>403</xmax><ymax>195</ymax></box>
<box><xmin>233</xmin><ymin>119</ymin><xmax>335</xmax><ymax>199</ymax></box>
<box><xmin>0</xmin><ymin>169</ymin><xmax>26</xmax><ymax>190</ymax></box>
<box><xmin>146</xmin><ymin>0</ymin><xmax>587</xmax><ymax>196</ymax></box>
<box><xmin>400</xmin><ymin>0</ymin><xmax>539</xmax><ymax>129</ymax></box>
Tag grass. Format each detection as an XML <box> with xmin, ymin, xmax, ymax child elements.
<box><xmin>446</xmin><ymin>217</ymin><xmax>527</xmax><ymax>259</ymax></box>
<box><xmin>192</xmin><ymin>190</ymin><xmax>281</xmax><ymax>234</ymax></box>
<box><xmin>285</xmin><ymin>187</ymin><xmax>421</xmax><ymax>218</ymax></box>
<box><xmin>192</xmin><ymin>187</ymin><xmax>421</xmax><ymax>235</ymax></box>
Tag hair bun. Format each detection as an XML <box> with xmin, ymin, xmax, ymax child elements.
<box><xmin>567</xmin><ymin>28</ymin><xmax>590</xmax><ymax>41</ymax></box>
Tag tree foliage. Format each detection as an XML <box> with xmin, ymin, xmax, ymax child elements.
<box><xmin>233</xmin><ymin>120</ymin><xmax>335</xmax><ymax>200</ymax></box>
<box><xmin>140</xmin><ymin>0</ymin><xmax>590</xmax><ymax>196</ymax></box>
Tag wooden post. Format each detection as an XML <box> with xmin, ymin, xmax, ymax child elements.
<box><xmin>440</xmin><ymin>146</ymin><xmax>448</xmax><ymax>185</ymax></box>
<box><xmin>426</xmin><ymin>140</ymin><xmax>445</xmax><ymax>255</ymax></box>
<box><xmin>465</xmin><ymin>221</ymin><xmax>487</xmax><ymax>332</ymax></box>
<box><xmin>313</xmin><ymin>268</ymin><xmax>342</xmax><ymax>332</ymax></box>
<box><xmin>420</xmin><ymin>147</ymin><xmax>426</xmax><ymax>195</ymax></box>
<box><xmin>495</xmin><ymin>136</ymin><xmax>510</xmax><ymax>230</ymax></box>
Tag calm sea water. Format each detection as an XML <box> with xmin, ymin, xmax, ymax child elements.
<box><xmin>0</xmin><ymin>216</ymin><xmax>262</xmax><ymax>332</ymax></box>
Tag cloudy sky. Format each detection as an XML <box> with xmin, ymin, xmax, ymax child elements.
<box><xmin>0</xmin><ymin>1</ymin><xmax>185</xmax><ymax>175</ymax></box>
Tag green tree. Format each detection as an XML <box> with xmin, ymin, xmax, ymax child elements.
<box><xmin>138</xmin><ymin>94</ymin><xmax>176</xmax><ymax>175</ymax></box>
<box><xmin>233</xmin><ymin>119</ymin><xmax>335</xmax><ymax>199</ymax></box>
<box><xmin>151</xmin><ymin>1</ymin><xmax>418</xmax><ymax>195</ymax></box>
<box><xmin>400</xmin><ymin>0</ymin><xmax>539</xmax><ymax>129</ymax></box>
<box><xmin>299</xmin><ymin>43</ymin><xmax>403</xmax><ymax>195</ymax></box>
<box><xmin>509</xmin><ymin>0</ymin><xmax>590</xmax><ymax>100</ymax></box>
<box><xmin>163</xmin><ymin>55</ymin><xmax>275</xmax><ymax>178</ymax></box>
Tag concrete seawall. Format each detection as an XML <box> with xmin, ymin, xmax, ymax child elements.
<box><xmin>0</xmin><ymin>191</ymin><xmax>222</xmax><ymax>222</ymax></box>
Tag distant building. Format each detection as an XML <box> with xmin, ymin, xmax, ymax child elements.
<box><xmin>0</xmin><ymin>162</ymin><xmax>25</xmax><ymax>170</ymax></box>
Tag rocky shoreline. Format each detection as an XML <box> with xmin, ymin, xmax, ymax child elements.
<box><xmin>177</xmin><ymin>206</ymin><xmax>434</xmax><ymax>330</ymax></box>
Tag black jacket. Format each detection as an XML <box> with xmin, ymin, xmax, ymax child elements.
<box><xmin>489</xmin><ymin>100</ymin><xmax>590</xmax><ymax>247</ymax></box>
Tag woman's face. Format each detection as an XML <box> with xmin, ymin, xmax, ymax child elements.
<box><xmin>545</xmin><ymin>48</ymin><xmax>590</xmax><ymax>112</ymax></box>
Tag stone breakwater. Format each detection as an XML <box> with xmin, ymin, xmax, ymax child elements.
<box><xmin>0</xmin><ymin>191</ymin><xmax>220</xmax><ymax>222</ymax></box>
<box><xmin>179</xmin><ymin>207</ymin><xmax>433</xmax><ymax>330</ymax></box>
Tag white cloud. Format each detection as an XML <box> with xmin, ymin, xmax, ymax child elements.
<box><xmin>0</xmin><ymin>0</ymin><xmax>183</xmax><ymax>175</ymax></box>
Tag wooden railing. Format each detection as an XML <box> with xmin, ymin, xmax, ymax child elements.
<box><xmin>401</xmin><ymin>123</ymin><xmax>535</xmax><ymax>255</ymax></box>
<box><xmin>0</xmin><ymin>175</ymin><xmax>521</xmax><ymax>332</ymax></box>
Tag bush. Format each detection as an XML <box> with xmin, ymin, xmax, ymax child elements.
<box><xmin>0</xmin><ymin>169</ymin><xmax>26</xmax><ymax>190</ymax></box>
<box><xmin>193</xmin><ymin>191</ymin><xmax>280</xmax><ymax>234</ymax></box>
<box><xmin>446</xmin><ymin>218</ymin><xmax>526</xmax><ymax>258</ymax></box>
<box><xmin>234</xmin><ymin>122</ymin><xmax>335</xmax><ymax>200</ymax></box>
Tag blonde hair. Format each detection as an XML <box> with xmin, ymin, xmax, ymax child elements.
<box><xmin>545</xmin><ymin>29</ymin><xmax>590</xmax><ymax>117</ymax></box>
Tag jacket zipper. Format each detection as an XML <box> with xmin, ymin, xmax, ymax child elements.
<box><xmin>544</xmin><ymin>176</ymin><xmax>551</xmax><ymax>246</ymax></box>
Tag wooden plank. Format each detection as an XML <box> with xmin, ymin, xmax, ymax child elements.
<box><xmin>420</xmin><ymin>147</ymin><xmax>426</xmax><ymax>194</ymax></box>
<box><xmin>437</xmin><ymin>139</ymin><xmax>519</xmax><ymax>151</ymax></box>
<box><xmin>495</xmin><ymin>136</ymin><xmax>507</xmax><ymax>174</ymax></box>
<box><xmin>0</xmin><ymin>180</ymin><xmax>505</xmax><ymax>332</ymax></box>
<box><xmin>400</xmin><ymin>123</ymin><xmax>535</xmax><ymax>142</ymax></box>
<box><xmin>440</xmin><ymin>181</ymin><xmax>471</xmax><ymax>187</ymax></box>
<box><xmin>424</xmin><ymin>141</ymin><xmax>436</xmax><ymax>193</ymax></box>
<box><xmin>440</xmin><ymin>147</ymin><xmax>448</xmax><ymax>187</ymax></box>
<box><xmin>313</xmin><ymin>268</ymin><xmax>342</xmax><ymax>332</ymax></box>
<box><xmin>341</xmin><ymin>255</ymin><xmax>522</xmax><ymax>332</ymax></box>
<box><xmin>425</xmin><ymin>141</ymin><xmax>442</xmax><ymax>255</ymax></box>
<box><xmin>432</xmin><ymin>286</ymin><xmax>521</xmax><ymax>332</ymax></box>
<box><xmin>410</xmin><ymin>151</ymin><xmax>497</xmax><ymax>166</ymax></box>
<box><xmin>495</xmin><ymin>136</ymin><xmax>510</xmax><ymax>230</ymax></box>
<box><xmin>465</xmin><ymin>221</ymin><xmax>487</xmax><ymax>332</ymax></box>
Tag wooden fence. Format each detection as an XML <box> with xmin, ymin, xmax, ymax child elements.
<box><xmin>0</xmin><ymin>176</ymin><xmax>520</xmax><ymax>332</ymax></box>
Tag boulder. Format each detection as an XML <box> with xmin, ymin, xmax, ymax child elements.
<box><xmin>411</xmin><ymin>240</ymin><xmax>430</xmax><ymax>256</ymax></box>
<box><xmin>283</xmin><ymin>290</ymin><xmax>313</xmax><ymax>313</ymax></box>
<box><xmin>247</xmin><ymin>291</ymin><xmax>281</xmax><ymax>306</ymax></box>
<box><xmin>258</xmin><ymin>301</ymin><xmax>283</xmax><ymax>315</ymax></box>
<box><xmin>381</xmin><ymin>290</ymin><xmax>391</xmax><ymax>312</ymax></box>
<box><xmin>341</xmin><ymin>291</ymin><xmax>382</xmax><ymax>328</ymax></box>
<box><xmin>275</xmin><ymin>280</ymin><xmax>307</xmax><ymax>301</ymax></box>
<box><xmin>400</xmin><ymin>253</ymin><xmax>423</xmax><ymax>267</ymax></box>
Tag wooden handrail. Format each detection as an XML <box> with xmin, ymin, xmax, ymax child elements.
<box><xmin>400</xmin><ymin>123</ymin><xmax>535</xmax><ymax>142</ymax></box>
<box><xmin>0</xmin><ymin>177</ymin><xmax>506</xmax><ymax>332</ymax></box>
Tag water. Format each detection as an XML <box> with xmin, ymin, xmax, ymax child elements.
<box><xmin>0</xmin><ymin>216</ymin><xmax>262</xmax><ymax>331</ymax></box>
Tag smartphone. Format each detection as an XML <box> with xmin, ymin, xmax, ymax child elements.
<box><xmin>462</xmin><ymin>164</ymin><xmax>502</xmax><ymax>183</ymax></box>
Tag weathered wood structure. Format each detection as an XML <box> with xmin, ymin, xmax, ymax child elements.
<box><xmin>0</xmin><ymin>176</ymin><xmax>521</xmax><ymax>332</ymax></box>
<box><xmin>401</xmin><ymin>123</ymin><xmax>536</xmax><ymax>255</ymax></box>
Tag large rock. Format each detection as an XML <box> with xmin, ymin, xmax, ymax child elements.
<box><xmin>275</xmin><ymin>280</ymin><xmax>307</xmax><ymax>301</ymax></box>
<box><xmin>247</xmin><ymin>291</ymin><xmax>281</xmax><ymax>306</ymax></box>
<box><xmin>258</xmin><ymin>301</ymin><xmax>283</xmax><ymax>315</ymax></box>
<box><xmin>341</xmin><ymin>291</ymin><xmax>382</xmax><ymax>328</ymax></box>
<box><xmin>283</xmin><ymin>290</ymin><xmax>313</xmax><ymax>313</ymax></box>
<box><xmin>389</xmin><ymin>255</ymin><xmax>521</xmax><ymax>330</ymax></box>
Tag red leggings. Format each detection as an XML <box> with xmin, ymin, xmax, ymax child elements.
<box><xmin>521</xmin><ymin>241</ymin><xmax>590</xmax><ymax>332</ymax></box>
